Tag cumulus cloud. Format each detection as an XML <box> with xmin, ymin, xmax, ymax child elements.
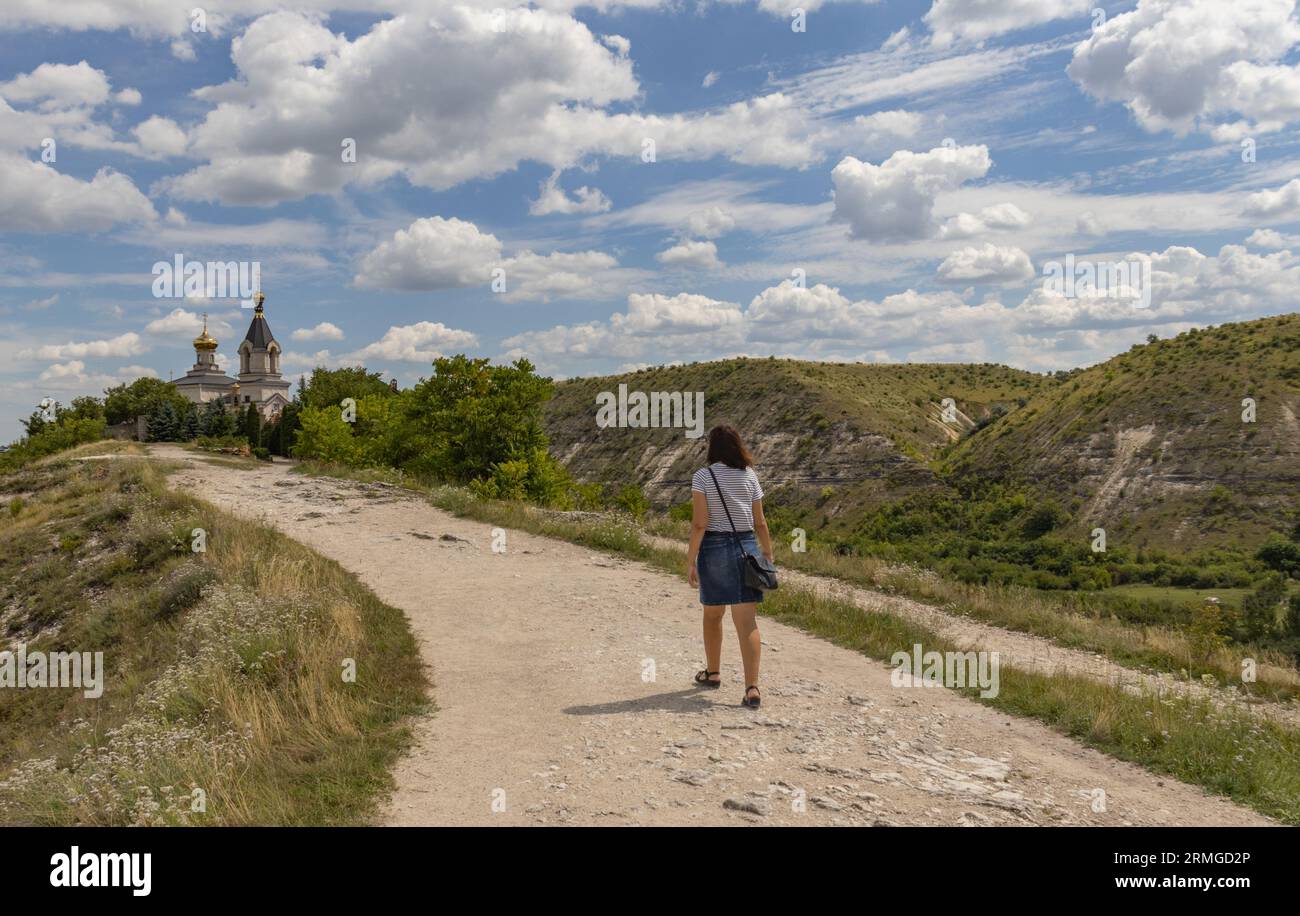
<box><xmin>0</xmin><ymin>60</ymin><xmax>109</xmax><ymax>110</ymax></box>
<box><xmin>132</xmin><ymin>115</ymin><xmax>188</xmax><ymax>158</ymax></box>
<box><xmin>164</xmin><ymin>9</ymin><xmax>819</xmax><ymax>207</ymax></box>
<box><xmin>0</xmin><ymin>154</ymin><xmax>156</xmax><ymax>231</ymax></box>
<box><xmin>144</xmin><ymin>308</ymin><xmax>221</xmax><ymax>337</ymax></box>
<box><xmin>1245</xmin><ymin>227</ymin><xmax>1300</xmax><ymax>249</ymax></box>
<box><xmin>940</xmin><ymin>202</ymin><xmax>1032</xmax><ymax>239</ymax></box>
<box><xmin>19</xmin><ymin>331</ymin><xmax>145</xmax><ymax>360</ymax></box>
<box><xmin>684</xmin><ymin>206</ymin><xmax>736</xmax><ymax>239</ymax></box>
<box><xmin>502</xmin><ymin>291</ymin><xmax>744</xmax><ymax>362</ymax></box>
<box><xmin>1067</xmin><ymin>0</ymin><xmax>1300</xmax><ymax>136</ymax></box>
<box><xmin>354</xmin><ymin>217</ymin><xmax>504</xmax><ymax>291</ymax></box>
<box><xmin>924</xmin><ymin>0</ymin><xmax>1091</xmax><ymax>47</ymax></box>
<box><xmin>353</xmin><ymin>215</ymin><xmax>621</xmax><ymax>303</ymax></box>
<box><xmin>39</xmin><ymin>359</ymin><xmax>86</xmax><ymax>381</ymax></box>
<box><xmin>292</xmin><ymin>322</ymin><xmax>345</xmax><ymax>342</ymax></box>
<box><xmin>612</xmin><ymin>293</ymin><xmax>743</xmax><ymax>334</ymax></box>
<box><xmin>348</xmin><ymin>322</ymin><xmax>478</xmax><ymax>363</ymax></box>
<box><xmin>831</xmin><ymin>144</ymin><xmax>992</xmax><ymax>242</ymax></box>
<box><xmin>1243</xmin><ymin>178</ymin><xmax>1300</xmax><ymax>219</ymax></box>
<box><xmin>529</xmin><ymin>171</ymin><xmax>612</xmax><ymax>216</ymax></box>
<box><xmin>656</xmin><ymin>239</ymin><xmax>722</xmax><ymax>269</ymax></box>
<box><xmin>936</xmin><ymin>243</ymin><xmax>1034</xmax><ymax>283</ymax></box>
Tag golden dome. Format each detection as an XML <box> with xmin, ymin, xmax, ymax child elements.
<box><xmin>193</xmin><ymin>314</ymin><xmax>218</xmax><ymax>351</ymax></box>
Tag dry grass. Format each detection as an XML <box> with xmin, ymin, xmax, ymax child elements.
<box><xmin>0</xmin><ymin>450</ymin><xmax>425</xmax><ymax>825</ymax></box>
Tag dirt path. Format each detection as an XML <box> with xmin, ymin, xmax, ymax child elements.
<box><xmin>154</xmin><ymin>446</ymin><xmax>1272</xmax><ymax>826</ymax></box>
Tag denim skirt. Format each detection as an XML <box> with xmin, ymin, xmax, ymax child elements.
<box><xmin>697</xmin><ymin>531</ymin><xmax>764</xmax><ymax>606</ymax></box>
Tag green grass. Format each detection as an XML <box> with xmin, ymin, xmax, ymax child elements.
<box><xmin>1101</xmin><ymin>583</ymin><xmax>1256</xmax><ymax>605</ymax></box>
<box><xmin>298</xmin><ymin>459</ymin><xmax>1300</xmax><ymax>823</ymax></box>
<box><xmin>0</xmin><ymin>444</ymin><xmax>426</xmax><ymax>825</ymax></box>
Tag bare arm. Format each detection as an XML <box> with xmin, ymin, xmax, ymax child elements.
<box><xmin>753</xmin><ymin>499</ymin><xmax>773</xmax><ymax>562</ymax></box>
<box><xmin>687</xmin><ymin>490</ymin><xmax>709</xmax><ymax>585</ymax></box>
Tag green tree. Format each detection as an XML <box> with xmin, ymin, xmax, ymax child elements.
<box><xmin>181</xmin><ymin>402</ymin><xmax>201</xmax><ymax>440</ymax></box>
<box><xmin>291</xmin><ymin>405</ymin><xmax>359</xmax><ymax>464</ymax></box>
<box><xmin>1240</xmin><ymin>573</ymin><xmax>1287</xmax><ymax>641</ymax></box>
<box><xmin>1256</xmin><ymin>535</ymin><xmax>1300</xmax><ymax>578</ymax></box>
<box><xmin>300</xmin><ymin>366</ymin><xmax>394</xmax><ymax>411</ymax></box>
<box><xmin>200</xmin><ymin>398</ymin><xmax>235</xmax><ymax>437</ymax></box>
<box><xmin>1189</xmin><ymin>601</ymin><xmax>1231</xmax><ymax>662</ymax></box>
<box><xmin>104</xmin><ymin>377</ymin><xmax>188</xmax><ymax>424</ymax></box>
<box><xmin>405</xmin><ymin>356</ymin><xmax>553</xmax><ymax>483</ymax></box>
<box><xmin>241</xmin><ymin>403</ymin><xmax>262</xmax><ymax>446</ymax></box>
<box><xmin>65</xmin><ymin>396</ymin><xmax>105</xmax><ymax>421</ymax></box>
<box><xmin>146</xmin><ymin>401</ymin><xmax>181</xmax><ymax>442</ymax></box>
<box><xmin>264</xmin><ymin>403</ymin><xmax>301</xmax><ymax>457</ymax></box>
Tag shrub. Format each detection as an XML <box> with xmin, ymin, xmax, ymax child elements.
<box><xmin>614</xmin><ymin>484</ymin><xmax>650</xmax><ymax>519</ymax></box>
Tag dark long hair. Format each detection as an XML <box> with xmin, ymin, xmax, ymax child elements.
<box><xmin>707</xmin><ymin>425</ymin><xmax>754</xmax><ymax>469</ymax></box>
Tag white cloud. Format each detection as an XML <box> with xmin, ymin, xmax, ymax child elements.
<box><xmin>22</xmin><ymin>293</ymin><xmax>58</xmax><ymax>310</ymax></box>
<box><xmin>1246</xmin><ymin>227</ymin><xmax>1300</xmax><ymax>249</ymax></box>
<box><xmin>684</xmin><ymin>205</ymin><xmax>737</xmax><ymax>239</ymax></box>
<box><xmin>19</xmin><ymin>332</ymin><xmax>145</xmax><ymax>360</ymax></box>
<box><xmin>164</xmin><ymin>9</ymin><xmax>819</xmax><ymax>206</ymax></box>
<box><xmin>349</xmin><ymin>322</ymin><xmax>478</xmax><ymax>363</ymax></box>
<box><xmin>1243</xmin><ymin>178</ymin><xmax>1300</xmax><ymax>219</ymax></box>
<box><xmin>354</xmin><ymin>217</ymin><xmax>503</xmax><ymax>291</ymax></box>
<box><xmin>0</xmin><ymin>154</ymin><xmax>156</xmax><ymax>231</ymax></box>
<box><xmin>113</xmin><ymin>87</ymin><xmax>141</xmax><ymax>106</ymax></box>
<box><xmin>936</xmin><ymin>243</ymin><xmax>1034</xmax><ymax>283</ymax></box>
<box><xmin>940</xmin><ymin>202</ymin><xmax>1033</xmax><ymax>239</ymax></box>
<box><xmin>702</xmin><ymin>70</ymin><xmax>720</xmax><ymax>88</ymax></box>
<box><xmin>924</xmin><ymin>0</ymin><xmax>1090</xmax><ymax>48</ymax></box>
<box><xmin>132</xmin><ymin>116</ymin><xmax>188</xmax><ymax>158</ymax></box>
<box><xmin>354</xmin><ymin>215</ymin><xmax>622</xmax><ymax>302</ymax></box>
<box><xmin>0</xmin><ymin>61</ymin><xmax>109</xmax><ymax>110</ymax></box>
<box><xmin>170</xmin><ymin>38</ymin><xmax>197</xmax><ymax>61</ymax></box>
<box><xmin>831</xmin><ymin>144</ymin><xmax>992</xmax><ymax>242</ymax></box>
<box><xmin>529</xmin><ymin>171</ymin><xmax>612</xmax><ymax>216</ymax></box>
<box><xmin>1067</xmin><ymin>0</ymin><xmax>1300</xmax><ymax>136</ymax></box>
<box><xmin>612</xmin><ymin>293</ymin><xmax>743</xmax><ymax>334</ymax></box>
<box><xmin>143</xmin><ymin>308</ymin><xmax>233</xmax><ymax>338</ymax></box>
<box><xmin>39</xmin><ymin>359</ymin><xmax>85</xmax><ymax>381</ymax></box>
<box><xmin>292</xmin><ymin>322</ymin><xmax>345</xmax><ymax>342</ymax></box>
<box><xmin>656</xmin><ymin>239</ymin><xmax>722</xmax><ymax>269</ymax></box>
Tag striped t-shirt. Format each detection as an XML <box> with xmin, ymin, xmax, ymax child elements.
<box><xmin>691</xmin><ymin>462</ymin><xmax>764</xmax><ymax>533</ymax></box>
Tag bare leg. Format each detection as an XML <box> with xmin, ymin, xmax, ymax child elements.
<box><xmin>701</xmin><ymin>604</ymin><xmax>725</xmax><ymax>683</ymax></box>
<box><xmin>731</xmin><ymin>602</ymin><xmax>761</xmax><ymax>694</ymax></box>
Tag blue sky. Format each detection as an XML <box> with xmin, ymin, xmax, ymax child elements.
<box><xmin>2</xmin><ymin>0</ymin><xmax>1299</xmax><ymax>439</ymax></box>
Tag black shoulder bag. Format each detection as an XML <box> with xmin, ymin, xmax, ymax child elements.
<box><xmin>707</xmin><ymin>467</ymin><xmax>778</xmax><ymax>591</ymax></box>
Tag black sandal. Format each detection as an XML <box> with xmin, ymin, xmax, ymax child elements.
<box><xmin>693</xmin><ymin>669</ymin><xmax>721</xmax><ymax>688</ymax></box>
<box><xmin>742</xmin><ymin>685</ymin><xmax>761</xmax><ymax>708</ymax></box>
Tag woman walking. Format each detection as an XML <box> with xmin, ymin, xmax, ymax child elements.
<box><xmin>686</xmin><ymin>425</ymin><xmax>774</xmax><ymax>708</ymax></box>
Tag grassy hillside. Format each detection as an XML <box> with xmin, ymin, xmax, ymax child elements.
<box><xmin>946</xmin><ymin>313</ymin><xmax>1300</xmax><ymax>550</ymax></box>
<box><xmin>545</xmin><ymin>357</ymin><xmax>1052</xmax><ymax>519</ymax></box>
<box><xmin>0</xmin><ymin>442</ymin><xmax>425</xmax><ymax>825</ymax></box>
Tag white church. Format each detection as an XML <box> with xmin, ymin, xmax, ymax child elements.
<box><xmin>173</xmin><ymin>291</ymin><xmax>292</xmax><ymax>418</ymax></box>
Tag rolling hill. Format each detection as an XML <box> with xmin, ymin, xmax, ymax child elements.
<box><xmin>945</xmin><ymin>313</ymin><xmax>1300</xmax><ymax>549</ymax></box>
<box><xmin>544</xmin><ymin>357</ymin><xmax>1053</xmax><ymax>520</ymax></box>
<box><xmin>544</xmin><ymin>313</ymin><xmax>1299</xmax><ymax>551</ymax></box>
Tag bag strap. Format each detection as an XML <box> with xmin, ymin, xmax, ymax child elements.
<box><xmin>706</xmin><ymin>466</ymin><xmax>741</xmax><ymax>538</ymax></box>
